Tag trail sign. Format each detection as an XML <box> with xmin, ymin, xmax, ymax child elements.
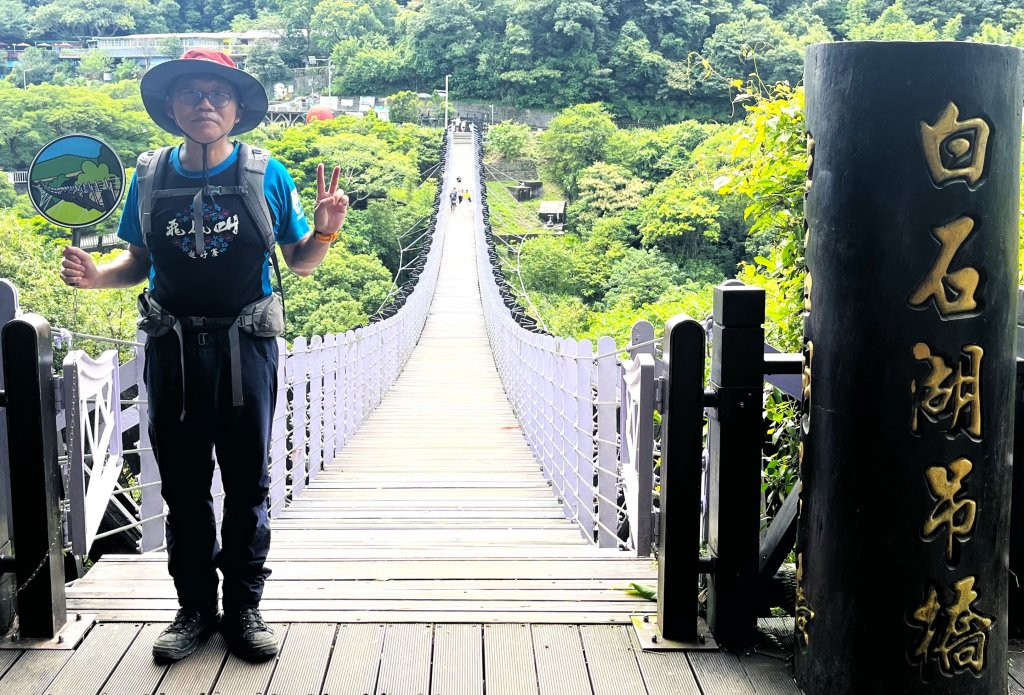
<box><xmin>27</xmin><ymin>134</ymin><xmax>125</xmax><ymax>230</ymax></box>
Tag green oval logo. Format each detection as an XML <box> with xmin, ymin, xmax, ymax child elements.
<box><xmin>28</xmin><ymin>135</ymin><xmax>125</xmax><ymax>228</ymax></box>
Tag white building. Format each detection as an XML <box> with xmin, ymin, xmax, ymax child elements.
<box><xmin>59</xmin><ymin>32</ymin><xmax>281</xmax><ymax>66</ymax></box>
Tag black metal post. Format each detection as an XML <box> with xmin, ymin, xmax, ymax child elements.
<box><xmin>657</xmin><ymin>314</ymin><xmax>706</xmax><ymax>641</ymax></box>
<box><xmin>1</xmin><ymin>314</ymin><xmax>66</xmax><ymax>638</ymax></box>
<box><xmin>798</xmin><ymin>41</ymin><xmax>1023</xmax><ymax>694</ymax></box>
<box><xmin>706</xmin><ymin>281</ymin><xmax>765</xmax><ymax>648</ymax></box>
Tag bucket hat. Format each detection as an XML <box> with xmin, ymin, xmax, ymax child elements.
<box><xmin>141</xmin><ymin>49</ymin><xmax>268</xmax><ymax>136</ymax></box>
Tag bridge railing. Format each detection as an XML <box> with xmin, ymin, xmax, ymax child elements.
<box><xmin>469</xmin><ymin>128</ymin><xmax>665</xmax><ymax>555</ymax></box>
<box><xmin>0</xmin><ymin>129</ymin><xmax>450</xmax><ymax>575</ymax></box>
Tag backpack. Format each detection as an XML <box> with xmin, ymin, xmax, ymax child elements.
<box><xmin>134</xmin><ymin>142</ymin><xmax>286</xmax><ymax>322</ymax></box>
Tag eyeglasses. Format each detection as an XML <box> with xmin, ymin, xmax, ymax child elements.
<box><xmin>173</xmin><ymin>89</ymin><xmax>234</xmax><ymax>108</ymax></box>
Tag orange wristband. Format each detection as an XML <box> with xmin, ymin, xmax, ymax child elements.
<box><xmin>313</xmin><ymin>230</ymin><xmax>337</xmax><ymax>243</ymax></box>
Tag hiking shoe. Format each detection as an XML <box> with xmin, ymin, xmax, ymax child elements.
<box><xmin>223</xmin><ymin>606</ymin><xmax>278</xmax><ymax>662</ymax></box>
<box><xmin>152</xmin><ymin>608</ymin><xmax>220</xmax><ymax>663</ymax></box>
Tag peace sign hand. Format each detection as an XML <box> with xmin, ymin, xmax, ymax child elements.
<box><xmin>313</xmin><ymin>163</ymin><xmax>349</xmax><ymax>234</ymax></box>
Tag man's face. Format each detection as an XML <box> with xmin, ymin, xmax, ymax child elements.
<box><xmin>166</xmin><ymin>75</ymin><xmax>241</xmax><ymax>142</ymax></box>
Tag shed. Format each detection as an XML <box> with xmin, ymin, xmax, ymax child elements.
<box><xmin>506</xmin><ymin>185</ymin><xmax>532</xmax><ymax>202</ymax></box>
<box><xmin>537</xmin><ymin>200</ymin><xmax>566</xmax><ymax>226</ymax></box>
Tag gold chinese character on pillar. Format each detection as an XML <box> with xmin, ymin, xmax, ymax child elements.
<box><xmin>921</xmin><ymin>102</ymin><xmax>990</xmax><ymax>188</ymax></box>
<box><xmin>908</xmin><ymin>216</ymin><xmax>979</xmax><ymax>317</ymax></box>
<box><xmin>911</xmin><ymin>576</ymin><xmax>992</xmax><ymax>675</ymax></box>
<box><xmin>922</xmin><ymin>457</ymin><xmax>977</xmax><ymax>563</ymax></box>
<box><xmin>911</xmin><ymin>343</ymin><xmax>983</xmax><ymax>438</ymax></box>
<box><xmin>802</xmin><ymin>341</ymin><xmax>814</xmax><ymax>433</ymax></box>
<box><xmin>795</xmin><ymin>552</ymin><xmax>815</xmax><ymax>650</ymax></box>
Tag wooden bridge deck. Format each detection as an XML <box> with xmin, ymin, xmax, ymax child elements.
<box><xmin>0</xmin><ymin>140</ymin><xmax>805</xmax><ymax>693</ymax></box>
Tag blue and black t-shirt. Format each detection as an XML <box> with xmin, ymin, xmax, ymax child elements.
<box><xmin>117</xmin><ymin>142</ymin><xmax>310</xmax><ymax>318</ymax></box>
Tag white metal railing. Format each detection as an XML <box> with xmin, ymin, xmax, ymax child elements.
<box><xmin>1</xmin><ymin>130</ymin><xmax>451</xmax><ymax>558</ymax></box>
<box><xmin>470</xmin><ymin>129</ymin><xmax>661</xmax><ymax>555</ymax></box>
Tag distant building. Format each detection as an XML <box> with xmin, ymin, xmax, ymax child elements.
<box><xmin>57</xmin><ymin>32</ymin><xmax>281</xmax><ymax>68</ymax></box>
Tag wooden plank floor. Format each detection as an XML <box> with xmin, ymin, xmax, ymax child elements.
<box><xmin>0</xmin><ymin>140</ymin><xmax>803</xmax><ymax>693</ymax></box>
<box><xmin>0</xmin><ymin>620</ymin><xmax>800</xmax><ymax>695</ymax></box>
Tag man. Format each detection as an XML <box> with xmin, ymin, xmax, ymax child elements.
<box><xmin>59</xmin><ymin>50</ymin><xmax>348</xmax><ymax>663</ymax></box>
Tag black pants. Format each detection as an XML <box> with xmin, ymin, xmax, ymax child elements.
<box><xmin>145</xmin><ymin>328</ymin><xmax>278</xmax><ymax>613</ymax></box>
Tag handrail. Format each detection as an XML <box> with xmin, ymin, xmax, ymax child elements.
<box><xmin>468</xmin><ymin>126</ymin><xmax>659</xmax><ymax>555</ymax></box>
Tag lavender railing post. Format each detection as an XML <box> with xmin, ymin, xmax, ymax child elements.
<box><xmin>288</xmin><ymin>336</ymin><xmax>308</xmax><ymax>497</ymax></box>
<box><xmin>596</xmin><ymin>336</ymin><xmax>618</xmax><ymax>548</ymax></box>
<box><xmin>321</xmin><ymin>333</ymin><xmax>337</xmax><ymax>464</ymax></box>
<box><xmin>622</xmin><ymin>350</ymin><xmax>656</xmax><ymax>557</ymax></box>
<box><xmin>528</xmin><ymin>336</ymin><xmax>542</xmax><ymax>455</ymax></box>
<box><xmin>269</xmin><ymin>336</ymin><xmax>288</xmax><ymax>516</ymax></box>
<box><xmin>354</xmin><ymin>328</ymin><xmax>366</xmax><ymax>423</ymax></box>
<box><xmin>308</xmin><ymin>335</ymin><xmax>324</xmax><ymax>482</ymax></box>
<box><xmin>135</xmin><ymin>330</ymin><xmax>163</xmax><ymax>552</ymax></box>
<box><xmin>333</xmin><ymin>333</ymin><xmax>345</xmax><ymax>452</ymax></box>
<box><xmin>343</xmin><ymin>329</ymin><xmax>357</xmax><ymax>444</ymax></box>
<box><xmin>541</xmin><ymin>335</ymin><xmax>557</xmax><ymax>486</ymax></box>
<box><xmin>560</xmin><ymin>337</ymin><xmax>577</xmax><ymax>521</ymax></box>
<box><xmin>576</xmin><ymin>340</ymin><xmax>595</xmax><ymax>542</ymax></box>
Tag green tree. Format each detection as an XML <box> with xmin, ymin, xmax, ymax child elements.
<box><xmin>698</xmin><ymin>4</ymin><xmax>831</xmax><ymax>102</ymax></box>
<box><xmin>175</xmin><ymin>0</ymin><xmax>249</xmax><ymax>31</ymax></box>
<box><xmin>0</xmin><ymin>212</ymin><xmax>138</xmax><ymax>350</ymax></box>
<box><xmin>715</xmin><ymin>81</ymin><xmax>806</xmax><ymax>351</ymax></box>
<box><xmin>281</xmin><ymin>246</ymin><xmax>393</xmax><ymax>338</ymax></box>
<box><xmin>112</xmin><ymin>60</ymin><xmax>144</xmax><ymax>81</ymax></box>
<box><xmin>539</xmin><ymin>103</ymin><xmax>617</xmax><ymax>199</ymax></box>
<box><xmin>78</xmin><ymin>49</ymin><xmax>114</xmax><ymax>82</ymax></box>
<box><xmin>603</xmin><ymin>247</ymin><xmax>683</xmax><ymax>308</ymax></box>
<box><xmin>32</xmin><ymin>0</ymin><xmax>139</xmax><ymax>38</ymax></box>
<box><xmin>157</xmin><ymin>36</ymin><xmax>183</xmax><ymax>59</ymax></box>
<box><xmin>403</xmin><ymin>0</ymin><xmax>483</xmax><ymax>84</ymax></box>
<box><xmin>0</xmin><ymin>84</ymin><xmax>165</xmax><ymax>170</ymax></box>
<box><xmin>385</xmin><ymin>90</ymin><xmax>419</xmax><ymax>124</ymax></box>
<box><xmin>244</xmin><ymin>39</ymin><xmax>291</xmax><ymax>86</ymax></box>
<box><xmin>568</xmin><ymin>162</ymin><xmax>650</xmax><ymax>235</ymax></box>
<box><xmin>333</xmin><ymin>36</ymin><xmax>406</xmax><ymax>95</ymax></box>
<box><xmin>519</xmin><ymin>234</ymin><xmax>606</xmax><ymax>301</ymax></box>
<box><xmin>844</xmin><ymin>0</ymin><xmax>953</xmax><ymax>39</ymax></box>
<box><xmin>9</xmin><ymin>47</ymin><xmax>59</xmax><ymax>87</ymax></box>
<box><xmin>310</xmin><ymin>0</ymin><xmax>400</xmax><ymax>52</ymax></box>
<box><xmin>970</xmin><ymin>19</ymin><xmax>1024</xmax><ymax>45</ymax></box>
<box><xmin>485</xmin><ymin>121</ymin><xmax>533</xmax><ymax>162</ymax></box>
<box><xmin>0</xmin><ymin>0</ymin><xmax>31</xmax><ymax>41</ymax></box>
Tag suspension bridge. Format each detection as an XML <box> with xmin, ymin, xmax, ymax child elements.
<box><xmin>0</xmin><ymin>128</ymin><xmax>874</xmax><ymax>694</ymax></box>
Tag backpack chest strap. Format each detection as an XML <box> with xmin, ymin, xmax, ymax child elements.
<box><xmin>152</xmin><ymin>184</ymin><xmax>246</xmax><ymax>199</ymax></box>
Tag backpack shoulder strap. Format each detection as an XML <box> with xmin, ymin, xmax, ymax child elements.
<box><xmin>237</xmin><ymin>142</ymin><xmax>276</xmax><ymax>254</ymax></box>
<box><xmin>135</xmin><ymin>146</ymin><xmax>174</xmax><ymax>248</ymax></box>
<box><xmin>237</xmin><ymin>142</ymin><xmax>287</xmax><ymax>326</ymax></box>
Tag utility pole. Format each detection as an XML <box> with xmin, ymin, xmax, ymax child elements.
<box><xmin>444</xmin><ymin>74</ymin><xmax>451</xmax><ymax>130</ymax></box>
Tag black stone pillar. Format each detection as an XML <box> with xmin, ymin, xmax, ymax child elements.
<box><xmin>797</xmin><ymin>42</ymin><xmax>1024</xmax><ymax>694</ymax></box>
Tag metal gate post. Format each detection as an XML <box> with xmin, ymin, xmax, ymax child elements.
<box><xmin>705</xmin><ymin>282</ymin><xmax>765</xmax><ymax>648</ymax></box>
<box><xmin>1</xmin><ymin>314</ymin><xmax>66</xmax><ymax>639</ymax></box>
<box><xmin>656</xmin><ymin>315</ymin><xmax>708</xmax><ymax>642</ymax></box>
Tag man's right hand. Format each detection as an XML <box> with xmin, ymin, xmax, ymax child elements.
<box><xmin>60</xmin><ymin>246</ymin><xmax>99</xmax><ymax>288</ymax></box>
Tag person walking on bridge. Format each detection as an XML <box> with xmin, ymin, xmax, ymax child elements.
<box><xmin>58</xmin><ymin>49</ymin><xmax>349</xmax><ymax>664</ymax></box>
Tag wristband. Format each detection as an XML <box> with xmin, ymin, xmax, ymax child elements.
<box><xmin>313</xmin><ymin>229</ymin><xmax>338</xmax><ymax>243</ymax></box>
